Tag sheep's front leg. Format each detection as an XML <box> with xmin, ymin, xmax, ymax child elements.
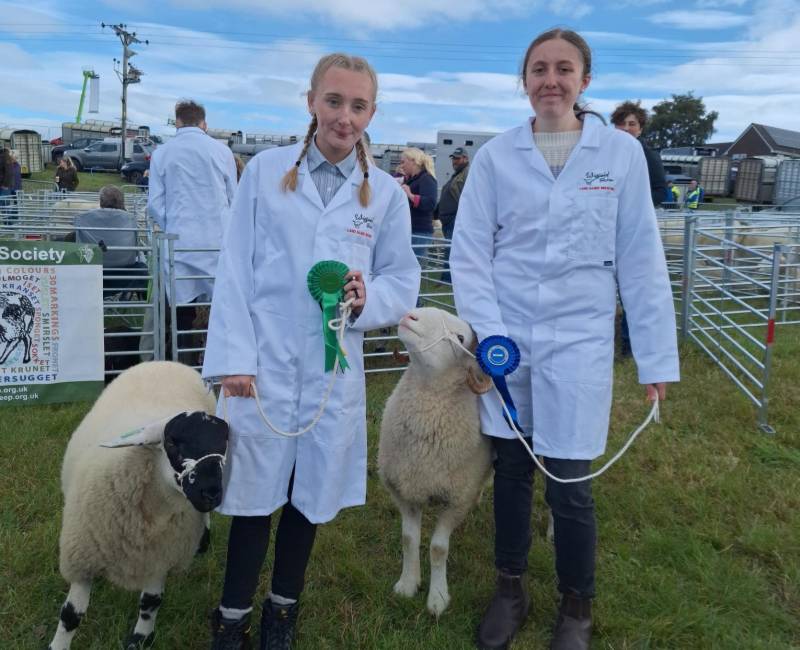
<box><xmin>48</xmin><ymin>581</ymin><xmax>91</xmax><ymax>650</ymax></box>
<box><xmin>393</xmin><ymin>502</ymin><xmax>422</xmax><ymax>598</ymax></box>
<box><xmin>124</xmin><ymin>580</ymin><xmax>164</xmax><ymax>649</ymax></box>
<box><xmin>427</xmin><ymin>508</ymin><xmax>466</xmax><ymax>616</ymax></box>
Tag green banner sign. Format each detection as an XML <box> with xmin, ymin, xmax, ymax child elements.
<box><xmin>0</xmin><ymin>241</ymin><xmax>104</xmax><ymax>405</ymax></box>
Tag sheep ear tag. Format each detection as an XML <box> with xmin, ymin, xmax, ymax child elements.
<box><xmin>99</xmin><ymin>415</ymin><xmax>175</xmax><ymax>448</ymax></box>
<box><xmin>307</xmin><ymin>260</ymin><xmax>350</xmax><ymax>373</ymax></box>
<box><xmin>476</xmin><ymin>336</ymin><xmax>526</xmax><ymax>433</ymax></box>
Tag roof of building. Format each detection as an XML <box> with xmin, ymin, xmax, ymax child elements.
<box><xmin>727</xmin><ymin>123</ymin><xmax>800</xmax><ymax>156</ymax></box>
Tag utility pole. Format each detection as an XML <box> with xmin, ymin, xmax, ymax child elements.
<box><xmin>103</xmin><ymin>23</ymin><xmax>147</xmax><ymax>168</ymax></box>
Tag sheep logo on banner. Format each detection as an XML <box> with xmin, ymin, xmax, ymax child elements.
<box><xmin>77</xmin><ymin>245</ymin><xmax>95</xmax><ymax>264</ymax></box>
<box><xmin>0</xmin><ymin>291</ymin><xmax>36</xmax><ymax>365</ymax></box>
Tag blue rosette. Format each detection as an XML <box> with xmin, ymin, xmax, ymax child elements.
<box><xmin>476</xmin><ymin>335</ymin><xmax>525</xmax><ymax>433</ymax></box>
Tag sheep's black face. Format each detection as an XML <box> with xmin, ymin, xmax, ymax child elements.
<box><xmin>163</xmin><ymin>412</ymin><xmax>229</xmax><ymax>512</ymax></box>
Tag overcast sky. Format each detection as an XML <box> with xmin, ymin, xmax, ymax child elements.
<box><xmin>1</xmin><ymin>0</ymin><xmax>799</xmax><ymax>144</ymax></box>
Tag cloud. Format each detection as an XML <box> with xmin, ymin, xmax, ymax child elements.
<box><xmin>163</xmin><ymin>0</ymin><xmax>597</xmax><ymax>31</ymax></box>
<box><xmin>647</xmin><ymin>9</ymin><xmax>750</xmax><ymax>29</ymax></box>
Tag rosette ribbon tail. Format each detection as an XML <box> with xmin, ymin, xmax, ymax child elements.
<box><xmin>320</xmin><ymin>292</ymin><xmax>344</xmax><ymax>372</ymax></box>
<box><xmin>493</xmin><ymin>375</ymin><xmax>525</xmax><ymax>434</ymax></box>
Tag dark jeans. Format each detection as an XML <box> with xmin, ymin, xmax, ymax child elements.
<box><xmin>220</xmin><ymin>474</ymin><xmax>318</xmax><ymax>608</ymax></box>
<box><xmin>441</xmin><ymin>220</ymin><xmax>454</xmax><ymax>283</ymax></box>
<box><xmin>492</xmin><ymin>436</ymin><xmax>596</xmax><ymax>599</ymax></box>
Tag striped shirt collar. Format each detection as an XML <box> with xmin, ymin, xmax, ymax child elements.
<box><xmin>306</xmin><ymin>137</ymin><xmax>358</xmax><ymax>179</ymax></box>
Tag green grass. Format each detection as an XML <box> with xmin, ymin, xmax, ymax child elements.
<box><xmin>28</xmin><ymin>166</ymin><xmax>127</xmax><ymax>193</ymax></box>
<box><xmin>2</xmin><ymin>335</ymin><xmax>800</xmax><ymax>649</ymax></box>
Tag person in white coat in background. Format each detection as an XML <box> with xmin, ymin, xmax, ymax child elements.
<box><xmin>450</xmin><ymin>29</ymin><xmax>679</xmax><ymax>650</ymax></box>
<box><xmin>147</xmin><ymin>99</ymin><xmax>237</xmax><ymax>364</ymax></box>
<box><xmin>202</xmin><ymin>53</ymin><xmax>420</xmax><ymax>650</ymax></box>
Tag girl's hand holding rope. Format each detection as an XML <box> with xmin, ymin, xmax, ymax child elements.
<box><xmin>646</xmin><ymin>382</ymin><xmax>667</xmax><ymax>402</ymax></box>
<box><xmin>222</xmin><ymin>375</ymin><xmax>255</xmax><ymax>398</ymax></box>
<box><xmin>344</xmin><ymin>269</ymin><xmax>366</xmax><ymax>316</ymax></box>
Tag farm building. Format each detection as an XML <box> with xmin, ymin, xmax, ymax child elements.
<box><xmin>725</xmin><ymin>124</ymin><xmax>800</xmax><ymax>158</ymax></box>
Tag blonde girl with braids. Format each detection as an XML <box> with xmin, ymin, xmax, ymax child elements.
<box><xmin>202</xmin><ymin>53</ymin><xmax>420</xmax><ymax>650</ymax></box>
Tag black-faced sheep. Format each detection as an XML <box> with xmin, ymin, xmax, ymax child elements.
<box><xmin>0</xmin><ymin>291</ymin><xmax>35</xmax><ymax>364</ymax></box>
<box><xmin>48</xmin><ymin>361</ymin><xmax>228</xmax><ymax>650</ymax></box>
<box><xmin>378</xmin><ymin>307</ymin><xmax>493</xmax><ymax>616</ymax></box>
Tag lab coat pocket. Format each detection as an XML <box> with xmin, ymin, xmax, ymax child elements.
<box><xmin>340</xmin><ymin>241</ymin><xmax>372</xmax><ymax>275</ymax></box>
<box><xmin>552</xmin><ymin>317</ymin><xmax>613</xmax><ymax>385</ymax></box>
<box><xmin>568</xmin><ymin>196</ymin><xmax>618</xmax><ymax>262</ymax></box>
<box><xmin>312</xmin><ymin>374</ymin><xmax>364</xmax><ymax>449</ymax></box>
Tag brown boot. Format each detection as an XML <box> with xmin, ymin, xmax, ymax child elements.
<box><xmin>549</xmin><ymin>595</ymin><xmax>592</xmax><ymax>650</ymax></box>
<box><xmin>476</xmin><ymin>571</ymin><xmax>530</xmax><ymax>650</ymax></box>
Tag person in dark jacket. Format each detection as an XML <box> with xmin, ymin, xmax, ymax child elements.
<box><xmin>611</xmin><ymin>100</ymin><xmax>666</xmax><ymax>208</ymax></box>
<box><xmin>435</xmin><ymin>147</ymin><xmax>470</xmax><ymax>283</ymax></box>
<box><xmin>611</xmin><ymin>100</ymin><xmax>667</xmax><ymax>357</ymax></box>
<box><xmin>398</xmin><ymin>147</ymin><xmax>437</xmax><ymax>266</ymax></box>
<box><xmin>9</xmin><ymin>151</ymin><xmax>22</xmax><ymax>193</ymax></box>
<box><xmin>55</xmin><ymin>155</ymin><xmax>79</xmax><ymax>192</ymax></box>
<box><xmin>0</xmin><ymin>148</ymin><xmax>14</xmax><ymax>197</ymax></box>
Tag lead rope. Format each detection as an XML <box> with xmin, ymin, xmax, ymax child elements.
<box><xmin>220</xmin><ymin>298</ymin><xmax>355</xmax><ymax>437</ymax></box>
<box><xmin>431</xmin><ymin>318</ymin><xmax>660</xmax><ymax>484</ymax></box>
<box><xmin>174</xmin><ymin>453</ymin><xmax>227</xmax><ymax>488</ymax></box>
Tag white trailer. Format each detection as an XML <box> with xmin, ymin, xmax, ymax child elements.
<box><xmin>435</xmin><ymin>130</ymin><xmax>498</xmax><ymax>188</ymax></box>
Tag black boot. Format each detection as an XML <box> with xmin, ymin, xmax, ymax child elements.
<box><xmin>209</xmin><ymin>608</ymin><xmax>252</xmax><ymax>650</ymax></box>
<box><xmin>549</xmin><ymin>595</ymin><xmax>592</xmax><ymax>650</ymax></box>
<box><xmin>476</xmin><ymin>571</ymin><xmax>530</xmax><ymax>650</ymax></box>
<box><xmin>260</xmin><ymin>599</ymin><xmax>299</xmax><ymax>650</ymax></box>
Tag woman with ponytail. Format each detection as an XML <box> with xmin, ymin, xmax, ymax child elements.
<box><xmin>202</xmin><ymin>53</ymin><xmax>420</xmax><ymax>650</ymax></box>
<box><xmin>450</xmin><ymin>29</ymin><xmax>679</xmax><ymax>650</ymax></box>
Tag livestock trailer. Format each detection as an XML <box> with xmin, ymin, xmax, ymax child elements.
<box><xmin>0</xmin><ymin>128</ymin><xmax>44</xmax><ymax>175</ymax></box>
<box><xmin>435</xmin><ymin>130</ymin><xmax>498</xmax><ymax>187</ymax></box>
<box><xmin>774</xmin><ymin>159</ymin><xmax>800</xmax><ymax>206</ymax></box>
<box><xmin>660</xmin><ymin>154</ymin><xmax>701</xmax><ymax>180</ymax></box>
<box><xmin>61</xmin><ymin>119</ymin><xmax>118</xmax><ymax>144</ymax></box>
<box><xmin>698</xmin><ymin>156</ymin><xmax>732</xmax><ymax>196</ymax></box>
<box><xmin>734</xmin><ymin>157</ymin><xmax>779</xmax><ymax>203</ymax></box>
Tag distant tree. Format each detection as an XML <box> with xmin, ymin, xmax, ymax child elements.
<box><xmin>642</xmin><ymin>92</ymin><xmax>719</xmax><ymax>150</ymax></box>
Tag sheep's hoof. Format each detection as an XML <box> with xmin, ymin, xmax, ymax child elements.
<box><xmin>427</xmin><ymin>589</ymin><xmax>451</xmax><ymax>617</ymax></box>
<box><xmin>393</xmin><ymin>577</ymin><xmax>420</xmax><ymax>598</ymax></box>
<box><xmin>123</xmin><ymin>631</ymin><xmax>155</xmax><ymax>649</ymax></box>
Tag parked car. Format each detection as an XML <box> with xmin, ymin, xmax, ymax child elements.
<box><xmin>64</xmin><ymin>138</ymin><xmax>155</xmax><ymax>172</ymax></box>
<box><xmin>51</xmin><ymin>137</ymin><xmax>102</xmax><ymax>163</ymax></box>
<box><xmin>120</xmin><ymin>159</ymin><xmax>149</xmax><ymax>185</ymax></box>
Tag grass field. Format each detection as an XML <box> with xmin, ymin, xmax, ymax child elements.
<box><xmin>27</xmin><ymin>166</ymin><xmax>128</xmax><ymax>193</ymax></box>
<box><xmin>2</xmin><ymin>327</ymin><xmax>799</xmax><ymax>649</ymax></box>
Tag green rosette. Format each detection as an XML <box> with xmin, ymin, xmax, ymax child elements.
<box><xmin>307</xmin><ymin>260</ymin><xmax>350</xmax><ymax>373</ymax></box>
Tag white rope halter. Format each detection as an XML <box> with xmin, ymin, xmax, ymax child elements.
<box><xmin>220</xmin><ymin>298</ymin><xmax>355</xmax><ymax>438</ymax></box>
<box><xmin>173</xmin><ymin>453</ymin><xmax>227</xmax><ymax>489</ymax></box>
<box><xmin>423</xmin><ymin>316</ymin><xmax>660</xmax><ymax>484</ymax></box>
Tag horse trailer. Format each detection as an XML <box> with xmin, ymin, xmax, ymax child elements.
<box><xmin>698</xmin><ymin>156</ymin><xmax>732</xmax><ymax>196</ymax></box>
<box><xmin>0</xmin><ymin>128</ymin><xmax>44</xmax><ymax>175</ymax></box>
<box><xmin>435</xmin><ymin>130</ymin><xmax>498</xmax><ymax>187</ymax></box>
<box><xmin>734</xmin><ymin>157</ymin><xmax>779</xmax><ymax>204</ymax></box>
<box><xmin>774</xmin><ymin>159</ymin><xmax>800</xmax><ymax>207</ymax></box>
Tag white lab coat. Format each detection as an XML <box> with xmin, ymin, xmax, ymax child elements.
<box><xmin>147</xmin><ymin>126</ymin><xmax>237</xmax><ymax>304</ymax></box>
<box><xmin>202</xmin><ymin>142</ymin><xmax>420</xmax><ymax>523</ymax></box>
<box><xmin>450</xmin><ymin>115</ymin><xmax>680</xmax><ymax>460</ymax></box>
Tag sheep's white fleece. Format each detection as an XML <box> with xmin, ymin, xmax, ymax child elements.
<box><xmin>58</xmin><ymin>361</ymin><xmax>216</xmax><ymax>591</ymax></box>
<box><xmin>379</xmin><ymin>339</ymin><xmax>491</xmax><ymax>521</ymax></box>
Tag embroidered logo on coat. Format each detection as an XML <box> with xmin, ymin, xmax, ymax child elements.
<box><xmin>580</xmin><ymin>170</ymin><xmax>616</xmax><ymax>192</ymax></box>
<box><xmin>348</xmin><ymin>213</ymin><xmax>374</xmax><ymax>239</ymax></box>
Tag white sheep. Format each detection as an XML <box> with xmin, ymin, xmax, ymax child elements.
<box><xmin>378</xmin><ymin>307</ymin><xmax>493</xmax><ymax>616</ymax></box>
<box><xmin>48</xmin><ymin>361</ymin><xmax>229</xmax><ymax>650</ymax></box>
